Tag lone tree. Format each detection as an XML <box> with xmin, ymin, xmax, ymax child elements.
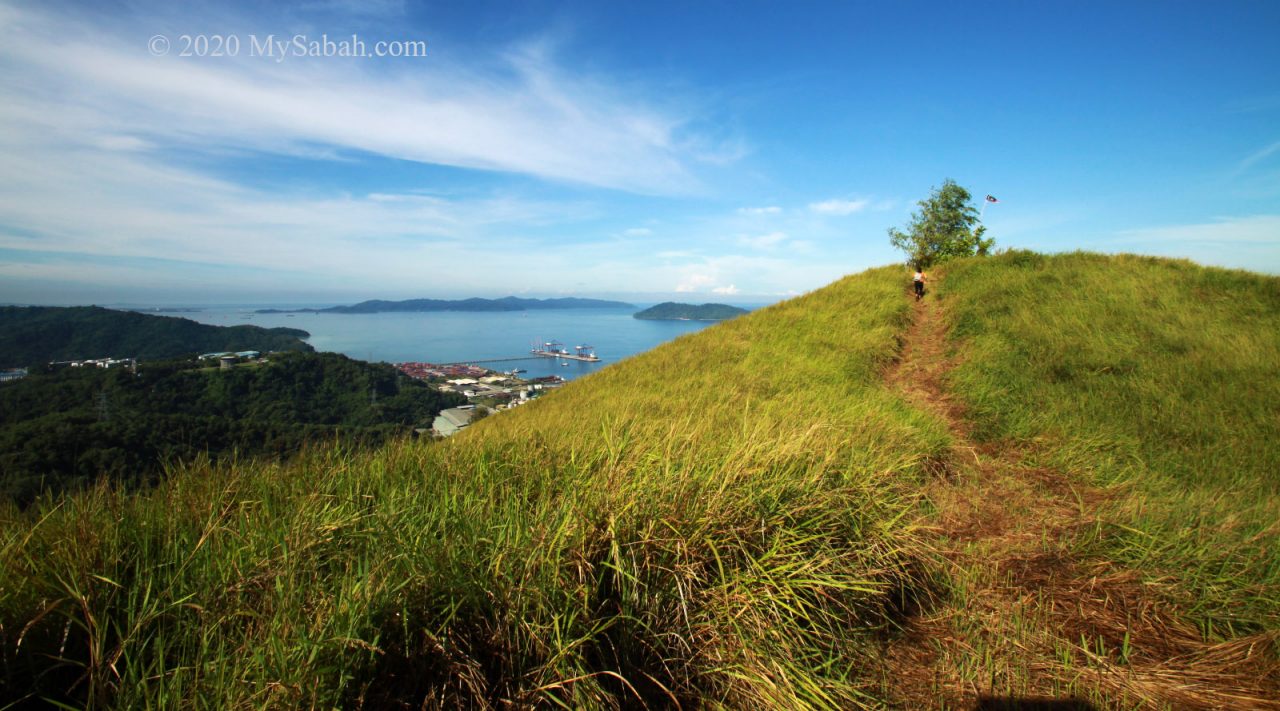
<box><xmin>888</xmin><ymin>179</ymin><xmax>994</xmax><ymax>268</ymax></box>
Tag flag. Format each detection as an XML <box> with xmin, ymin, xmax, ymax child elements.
<box><xmin>985</xmin><ymin>195</ymin><xmax>998</xmax><ymax>203</ymax></box>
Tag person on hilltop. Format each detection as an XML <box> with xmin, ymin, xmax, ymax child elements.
<box><xmin>912</xmin><ymin>265</ymin><xmax>927</xmax><ymax>300</ymax></box>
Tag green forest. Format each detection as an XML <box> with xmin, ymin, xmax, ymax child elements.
<box><xmin>0</xmin><ymin>306</ymin><xmax>313</xmax><ymax>367</ymax></box>
<box><xmin>0</xmin><ymin>351</ymin><xmax>464</xmax><ymax>502</ymax></box>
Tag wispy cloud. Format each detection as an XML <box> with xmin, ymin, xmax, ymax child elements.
<box><xmin>1110</xmin><ymin>215</ymin><xmax>1280</xmax><ymax>273</ymax></box>
<box><xmin>674</xmin><ymin>272</ymin><xmax>715</xmax><ymax>292</ymax></box>
<box><xmin>0</xmin><ymin>4</ymin><xmax>724</xmax><ymax>195</ymax></box>
<box><xmin>0</xmin><ymin>2</ymin><xmax>896</xmax><ymax>301</ymax></box>
<box><xmin>808</xmin><ymin>198</ymin><xmax>869</xmax><ymax>215</ymax></box>
<box><xmin>664</xmin><ymin>254</ymin><xmax>847</xmax><ymax>297</ymax></box>
<box><xmin>737</xmin><ymin>206</ymin><xmax>782</xmax><ymax>216</ymax></box>
<box><xmin>0</xmin><ymin>2</ymin><xmax>765</xmax><ymax>299</ymax></box>
<box><xmin>737</xmin><ymin>231</ymin><xmax>789</xmax><ymax>250</ymax></box>
<box><xmin>1237</xmin><ymin>140</ymin><xmax>1280</xmax><ymax>173</ymax></box>
<box><xmin>1115</xmin><ymin>215</ymin><xmax>1280</xmax><ymax>245</ymax></box>
<box><xmin>0</xmin><ymin>90</ymin><xmax>607</xmax><ymax>295</ymax></box>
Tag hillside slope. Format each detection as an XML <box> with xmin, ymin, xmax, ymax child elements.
<box><xmin>942</xmin><ymin>251</ymin><xmax>1279</xmax><ymax>629</ymax></box>
<box><xmin>1</xmin><ymin>254</ymin><xmax>1275</xmax><ymax>709</ymax></box>
<box><xmin>0</xmin><ymin>266</ymin><xmax>950</xmax><ymax>708</ymax></box>
<box><xmin>882</xmin><ymin>252</ymin><xmax>1279</xmax><ymax>709</ymax></box>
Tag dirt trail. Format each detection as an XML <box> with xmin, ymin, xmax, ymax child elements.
<box><xmin>881</xmin><ymin>282</ymin><xmax>1280</xmax><ymax>710</ymax></box>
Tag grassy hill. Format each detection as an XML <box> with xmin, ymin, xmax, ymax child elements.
<box><xmin>940</xmin><ymin>251</ymin><xmax>1280</xmax><ymax>631</ymax></box>
<box><xmin>1</xmin><ymin>254</ymin><xmax>1276</xmax><ymax>709</ymax></box>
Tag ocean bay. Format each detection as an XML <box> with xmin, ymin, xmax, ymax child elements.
<box><xmin>182</xmin><ymin>306</ymin><xmax>723</xmax><ymax>380</ymax></box>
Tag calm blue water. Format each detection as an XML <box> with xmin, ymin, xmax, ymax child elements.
<box><xmin>181</xmin><ymin>306</ymin><xmax>722</xmax><ymax>380</ymax></box>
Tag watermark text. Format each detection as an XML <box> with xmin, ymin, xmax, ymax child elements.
<box><xmin>147</xmin><ymin>33</ymin><xmax>427</xmax><ymax>61</ymax></box>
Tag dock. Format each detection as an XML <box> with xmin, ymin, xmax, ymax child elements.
<box><xmin>530</xmin><ymin>349</ymin><xmax>600</xmax><ymax>362</ymax></box>
<box><xmin>435</xmin><ymin>352</ymin><xmax>601</xmax><ymax>366</ymax></box>
<box><xmin>531</xmin><ymin>341</ymin><xmax>601</xmax><ymax>362</ymax></box>
<box><xmin>434</xmin><ymin>341</ymin><xmax>602</xmax><ymax>367</ymax></box>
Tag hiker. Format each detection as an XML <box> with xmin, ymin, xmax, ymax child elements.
<box><xmin>912</xmin><ymin>266</ymin><xmax>926</xmax><ymax>300</ymax></box>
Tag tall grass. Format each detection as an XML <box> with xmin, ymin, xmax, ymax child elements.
<box><xmin>938</xmin><ymin>250</ymin><xmax>1280</xmax><ymax>632</ymax></box>
<box><xmin>0</xmin><ymin>266</ymin><xmax>949</xmax><ymax>708</ymax></box>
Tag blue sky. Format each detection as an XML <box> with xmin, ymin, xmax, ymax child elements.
<box><xmin>1</xmin><ymin>0</ymin><xmax>1277</xmax><ymax>304</ymax></box>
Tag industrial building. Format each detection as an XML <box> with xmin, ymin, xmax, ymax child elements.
<box><xmin>433</xmin><ymin>405</ymin><xmax>481</xmax><ymax>437</ymax></box>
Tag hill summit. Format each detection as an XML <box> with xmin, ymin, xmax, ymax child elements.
<box><xmin>2</xmin><ymin>252</ymin><xmax>1276</xmax><ymax>708</ymax></box>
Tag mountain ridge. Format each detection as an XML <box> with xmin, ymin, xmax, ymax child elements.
<box><xmin>0</xmin><ymin>305</ymin><xmax>312</xmax><ymax>367</ymax></box>
<box><xmin>257</xmin><ymin>295</ymin><xmax>634</xmax><ymax>314</ymax></box>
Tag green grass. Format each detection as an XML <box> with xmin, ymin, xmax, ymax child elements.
<box><xmin>7</xmin><ymin>252</ymin><xmax>1273</xmax><ymax>708</ymax></box>
<box><xmin>0</xmin><ymin>266</ymin><xmax>950</xmax><ymax>709</ymax></box>
<box><xmin>938</xmin><ymin>250</ymin><xmax>1280</xmax><ymax>632</ymax></box>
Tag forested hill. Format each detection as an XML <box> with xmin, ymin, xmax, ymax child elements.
<box><xmin>0</xmin><ymin>306</ymin><xmax>313</xmax><ymax>367</ymax></box>
<box><xmin>632</xmin><ymin>301</ymin><xmax>749</xmax><ymax>320</ymax></box>
<box><xmin>0</xmin><ymin>350</ymin><xmax>465</xmax><ymax>502</ymax></box>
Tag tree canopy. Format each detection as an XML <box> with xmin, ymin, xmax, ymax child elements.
<box><xmin>632</xmin><ymin>302</ymin><xmax>749</xmax><ymax>321</ymax></box>
<box><xmin>0</xmin><ymin>306</ymin><xmax>312</xmax><ymax>368</ymax></box>
<box><xmin>888</xmin><ymin>179</ymin><xmax>994</xmax><ymax>269</ymax></box>
<box><xmin>0</xmin><ymin>351</ymin><xmax>464</xmax><ymax>503</ymax></box>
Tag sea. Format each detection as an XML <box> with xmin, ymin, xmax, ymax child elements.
<box><xmin>173</xmin><ymin>305</ymin><xmax>752</xmax><ymax>381</ymax></box>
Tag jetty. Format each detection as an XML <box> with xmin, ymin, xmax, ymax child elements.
<box><xmin>430</xmin><ymin>341</ymin><xmax>602</xmax><ymax>367</ymax></box>
<box><xmin>530</xmin><ymin>341</ymin><xmax>601</xmax><ymax>362</ymax></box>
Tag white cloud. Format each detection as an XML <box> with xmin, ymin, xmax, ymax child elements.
<box><xmin>1115</xmin><ymin>215</ymin><xmax>1280</xmax><ymax>245</ymax></box>
<box><xmin>808</xmin><ymin>198</ymin><xmax>870</xmax><ymax>215</ymax></box>
<box><xmin>659</xmin><ymin>253</ymin><xmax>847</xmax><ymax>297</ymax></box>
<box><xmin>0</xmin><ymin>94</ymin><xmax>607</xmax><ymax>291</ymax></box>
<box><xmin>737</xmin><ymin>231</ymin><xmax>790</xmax><ymax>250</ymax></box>
<box><xmin>687</xmin><ymin>135</ymin><xmax>749</xmax><ymax>165</ymax></box>
<box><xmin>0</xmin><ymin>4</ymin><xmax>728</xmax><ymax>195</ymax></box>
<box><xmin>1238</xmin><ymin>140</ymin><xmax>1280</xmax><ymax>172</ymax></box>
<box><xmin>0</xmin><ymin>4</ymin><xmax>897</xmax><ymax>300</ymax></box>
<box><xmin>675</xmin><ymin>272</ymin><xmax>715</xmax><ymax>292</ymax></box>
<box><xmin>1110</xmin><ymin>215</ymin><xmax>1280</xmax><ymax>273</ymax></box>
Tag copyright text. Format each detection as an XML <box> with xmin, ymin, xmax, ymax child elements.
<box><xmin>147</xmin><ymin>33</ymin><xmax>428</xmax><ymax>61</ymax></box>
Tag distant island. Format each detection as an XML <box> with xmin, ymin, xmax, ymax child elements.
<box><xmin>633</xmin><ymin>302</ymin><xmax>749</xmax><ymax>321</ymax></box>
<box><xmin>0</xmin><ymin>306</ymin><xmax>312</xmax><ymax>367</ymax></box>
<box><xmin>258</xmin><ymin>296</ymin><xmax>634</xmax><ymax>314</ymax></box>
